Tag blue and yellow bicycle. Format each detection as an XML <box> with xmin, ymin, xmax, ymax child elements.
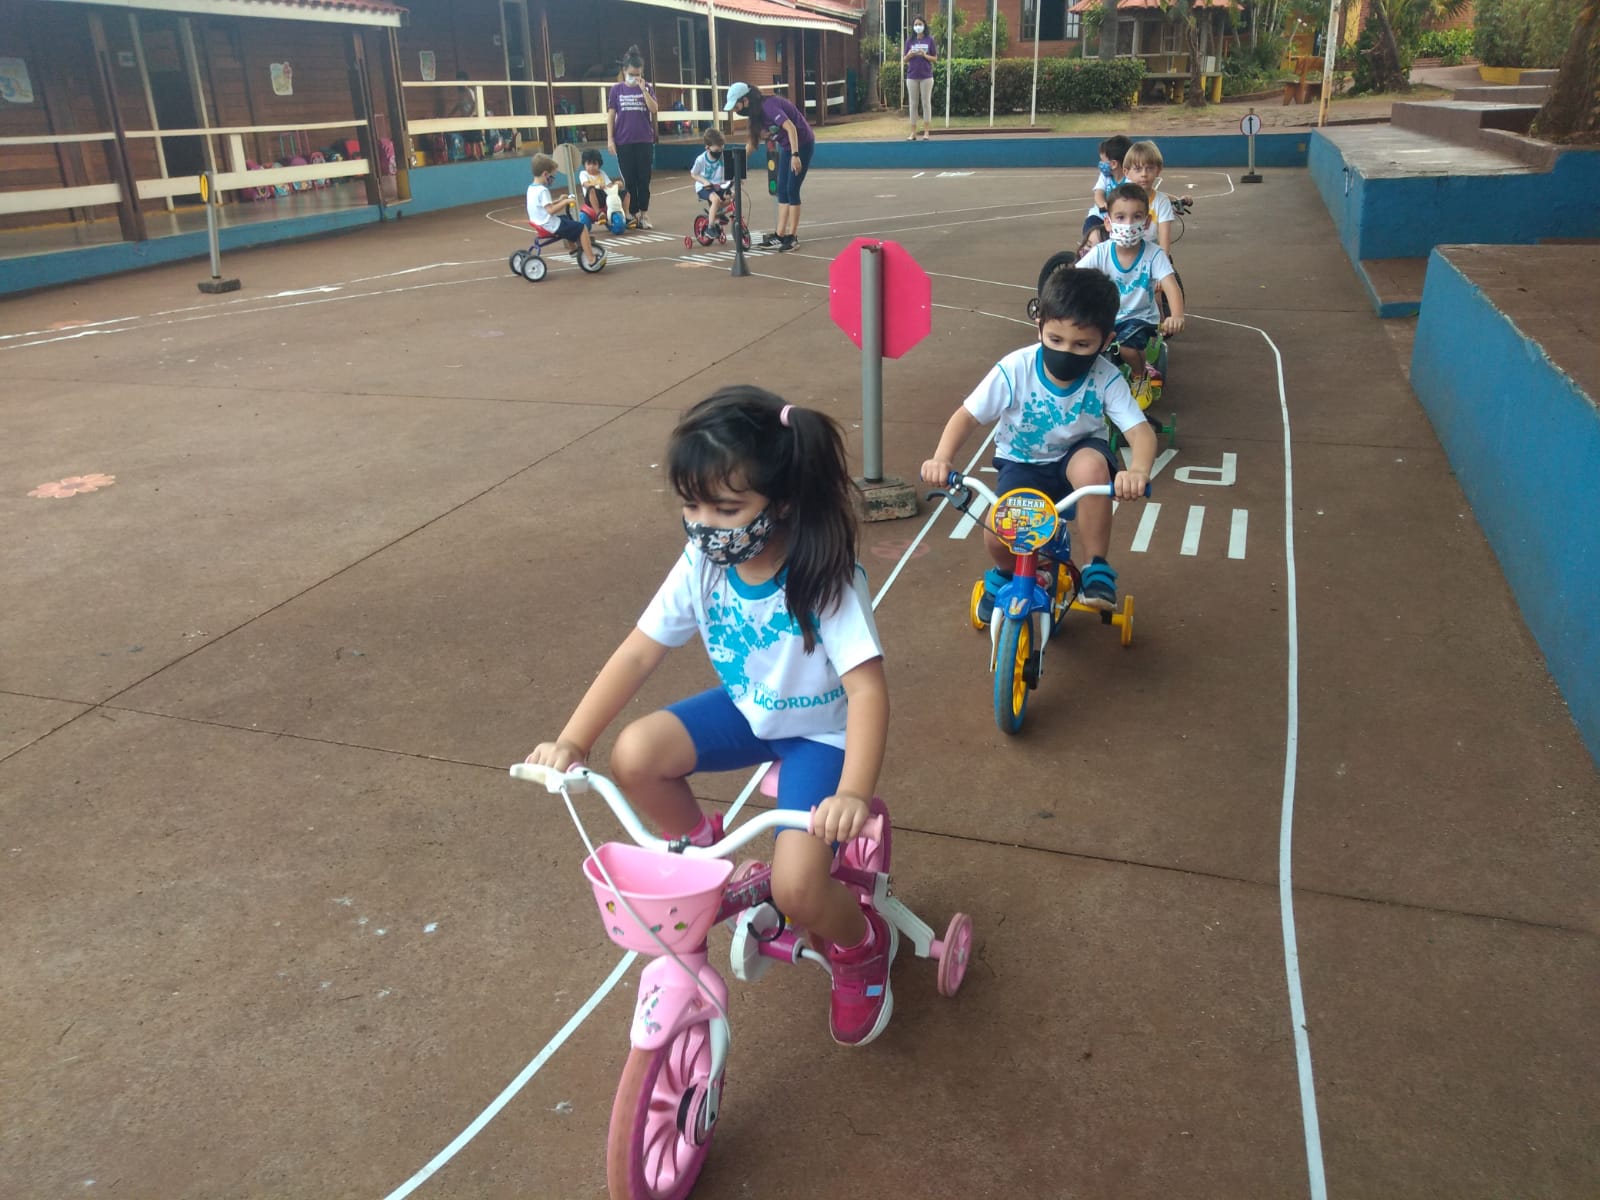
<box><xmin>926</xmin><ymin>473</ymin><xmax>1147</xmax><ymax>735</ymax></box>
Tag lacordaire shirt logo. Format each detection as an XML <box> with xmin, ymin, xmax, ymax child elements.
<box><xmin>749</xmin><ymin>682</ymin><xmax>847</xmax><ymax>711</ymax></box>
<box><xmin>1008</xmin><ymin>373</ymin><xmax>1102</xmax><ymax>460</ymax></box>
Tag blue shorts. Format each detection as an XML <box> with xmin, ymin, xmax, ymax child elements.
<box><xmin>776</xmin><ymin>142</ymin><xmax>813</xmax><ymax>206</ymax></box>
<box><xmin>696</xmin><ymin>185</ymin><xmax>727</xmax><ymax>203</ymax></box>
<box><xmin>539</xmin><ymin>215</ymin><xmax>586</xmax><ymax>244</ymax></box>
<box><xmin>666</xmin><ymin>688</ymin><xmax>845</xmax><ymax>819</ymax></box>
<box><xmin>1115</xmin><ymin>319</ymin><xmax>1158</xmax><ymax>351</ymax></box>
<box><xmin>995</xmin><ymin>436</ymin><xmax>1119</xmax><ymax>502</ymax></box>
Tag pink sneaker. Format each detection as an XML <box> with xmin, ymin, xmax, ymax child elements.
<box><xmin>827</xmin><ymin>907</ymin><xmax>897</xmax><ymax>1046</ymax></box>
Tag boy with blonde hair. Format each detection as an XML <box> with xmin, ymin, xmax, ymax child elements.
<box><xmin>1122</xmin><ymin>140</ymin><xmax>1177</xmax><ymax>257</ymax></box>
<box><xmin>526</xmin><ymin>153</ymin><xmax>599</xmax><ymax>268</ymax></box>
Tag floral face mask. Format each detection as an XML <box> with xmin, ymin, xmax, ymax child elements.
<box><xmin>683</xmin><ymin>506</ymin><xmax>775</xmax><ymax>566</ymax></box>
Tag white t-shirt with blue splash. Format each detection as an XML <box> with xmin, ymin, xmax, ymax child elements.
<box><xmin>963</xmin><ymin>344</ymin><xmax>1144</xmax><ymax>464</ymax></box>
<box><xmin>637</xmin><ymin>547</ymin><xmax>883</xmax><ymax>748</ymax></box>
<box><xmin>1078</xmin><ymin>239</ymin><xmax>1175</xmax><ymax>327</ymax></box>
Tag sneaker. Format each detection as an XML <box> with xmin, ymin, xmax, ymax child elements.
<box><xmin>1078</xmin><ymin>559</ymin><xmax>1118</xmax><ymax>610</ymax></box>
<box><xmin>976</xmin><ymin>566</ymin><xmax>1012</xmax><ymax>624</ymax></box>
<box><xmin>635</xmin><ymin>214</ymin><xmax>653</xmax><ymax>230</ymax></box>
<box><xmin>777</xmin><ymin>235</ymin><xmax>798</xmax><ymax>252</ymax></box>
<box><xmin>827</xmin><ymin>907</ymin><xmax>897</xmax><ymax>1046</ymax></box>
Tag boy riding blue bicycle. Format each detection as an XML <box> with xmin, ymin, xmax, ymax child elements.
<box><xmin>920</xmin><ymin>264</ymin><xmax>1155</xmax><ymax>615</ymax></box>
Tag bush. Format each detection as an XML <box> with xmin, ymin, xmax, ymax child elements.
<box><xmin>879</xmin><ymin>56</ymin><xmax>1143</xmax><ymax>116</ymax></box>
<box><xmin>1475</xmin><ymin>0</ymin><xmax>1580</xmax><ymax>67</ymax></box>
<box><xmin>1220</xmin><ymin>53</ymin><xmax>1278</xmax><ymax>97</ymax></box>
<box><xmin>1413</xmin><ymin>27</ymin><xmax>1476</xmax><ymax>61</ymax></box>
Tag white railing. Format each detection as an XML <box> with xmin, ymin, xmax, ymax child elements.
<box><xmin>402</xmin><ymin>80</ymin><xmax>544</xmax><ymax>135</ymax></box>
<box><xmin>803</xmin><ymin>77</ymin><xmax>850</xmax><ymax>113</ymax></box>
<box><xmin>0</xmin><ymin>118</ymin><xmax>372</xmax><ymax>217</ymax></box>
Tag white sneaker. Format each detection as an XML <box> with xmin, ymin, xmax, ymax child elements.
<box><xmin>636</xmin><ymin>214</ymin><xmax>653</xmax><ymax>230</ymax></box>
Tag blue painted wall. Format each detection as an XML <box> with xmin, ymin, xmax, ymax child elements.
<box><xmin>0</xmin><ymin>206</ymin><xmax>379</xmax><ymax>297</ymax></box>
<box><xmin>1410</xmin><ymin>249</ymin><xmax>1600</xmax><ymax>765</ymax></box>
<box><xmin>1310</xmin><ymin>131</ymin><xmax>1600</xmax><ymax>262</ymax></box>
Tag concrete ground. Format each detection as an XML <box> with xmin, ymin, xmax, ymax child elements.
<box><xmin>2</xmin><ymin>164</ymin><xmax>1596</xmax><ymax>1200</ymax></box>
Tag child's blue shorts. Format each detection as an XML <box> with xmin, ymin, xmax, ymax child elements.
<box><xmin>1115</xmin><ymin>319</ymin><xmax>1158</xmax><ymax>351</ymax></box>
<box><xmin>994</xmin><ymin>436</ymin><xmax>1120</xmax><ymax>503</ymax></box>
<box><xmin>696</xmin><ymin>185</ymin><xmax>727</xmax><ymax>203</ymax></box>
<box><xmin>539</xmin><ymin>215</ymin><xmax>586</xmax><ymax>243</ymax></box>
<box><xmin>666</xmin><ymin>688</ymin><xmax>846</xmax><ymax>824</ymax></box>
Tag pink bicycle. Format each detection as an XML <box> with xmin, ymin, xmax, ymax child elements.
<box><xmin>510</xmin><ymin>760</ymin><xmax>973</xmax><ymax>1200</ymax></box>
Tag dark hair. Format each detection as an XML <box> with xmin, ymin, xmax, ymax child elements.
<box><xmin>739</xmin><ymin>84</ymin><xmax>768</xmax><ymax>150</ymax></box>
<box><xmin>581</xmin><ymin>147</ymin><xmax>603</xmax><ymax>165</ymax></box>
<box><xmin>669</xmin><ymin>386</ymin><xmax>858</xmax><ymax>652</ymax></box>
<box><xmin>1098</xmin><ymin>135</ymin><xmax>1132</xmax><ymax>165</ymax></box>
<box><xmin>624</xmin><ymin>46</ymin><xmax>644</xmax><ymax>70</ymax></box>
<box><xmin>1035</xmin><ymin>259</ymin><xmax>1118</xmax><ymax>336</ymax></box>
<box><xmin>1107</xmin><ymin>181</ymin><xmax>1150</xmax><ymax>218</ymax></box>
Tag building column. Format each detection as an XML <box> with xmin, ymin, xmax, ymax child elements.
<box><xmin>87</xmin><ymin>11</ymin><xmax>147</xmax><ymax>241</ymax></box>
<box><xmin>344</xmin><ymin>28</ymin><xmax>384</xmax><ymax>207</ymax></box>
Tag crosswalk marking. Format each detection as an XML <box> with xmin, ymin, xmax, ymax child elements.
<box><xmin>1130</xmin><ymin>501</ymin><xmax>1161</xmax><ymax>553</ymax></box>
<box><xmin>1229</xmin><ymin>509</ymin><xmax>1249</xmax><ymax>559</ymax></box>
<box><xmin>1180</xmin><ymin>505</ymin><xmax>1205</xmax><ymax>556</ymax></box>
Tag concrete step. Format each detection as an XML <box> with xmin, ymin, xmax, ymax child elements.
<box><xmin>1315</xmin><ymin>124</ymin><xmax>1536</xmax><ymax>178</ymax></box>
<box><xmin>1452</xmin><ymin>85</ymin><xmax>1552</xmax><ymax>105</ymax></box>
<box><xmin>1358</xmin><ymin>256</ymin><xmax>1428</xmax><ymax>318</ymax></box>
<box><xmin>1520</xmin><ymin>69</ymin><xmax>1559</xmax><ymax>85</ymax></box>
<box><xmin>1393</xmin><ymin>100</ymin><xmax>1540</xmax><ymax>144</ymax></box>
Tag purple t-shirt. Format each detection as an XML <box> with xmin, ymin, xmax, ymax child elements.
<box><xmin>903</xmin><ymin>35</ymin><xmax>937</xmax><ymax>81</ymax></box>
<box><xmin>758</xmin><ymin>95</ymin><xmax>813</xmax><ymax>152</ymax></box>
<box><xmin>608</xmin><ymin>80</ymin><xmax>657</xmax><ymax>145</ymax></box>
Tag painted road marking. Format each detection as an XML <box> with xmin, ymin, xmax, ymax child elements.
<box><xmin>1130</xmin><ymin>501</ymin><xmax>1161</xmax><ymax>553</ymax></box>
<box><xmin>1230</xmin><ymin>509</ymin><xmax>1249</xmax><ymax>559</ymax></box>
<box><xmin>1181</xmin><ymin>505</ymin><xmax>1205</xmax><ymax>556</ymax></box>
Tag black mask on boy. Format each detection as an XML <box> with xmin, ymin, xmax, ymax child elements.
<box><xmin>1040</xmin><ymin>344</ymin><xmax>1098</xmax><ymax>383</ymax></box>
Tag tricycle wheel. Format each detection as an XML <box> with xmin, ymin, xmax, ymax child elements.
<box><xmin>580</xmin><ymin>244</ymin><xmax>608</xmax><ymax>274</ymax></box>
<box><xmin>520</xmin><ymin>254</ymin><xmax>547</xmax><ymax>282</ymax></box>
<box><xmin>692</xmin><ymin>215</ymin><xmax>716</xmax><ymax>247</ymax></box>
<box><xmin>993</xmin><ymin>614</ymin><xmax>1032</xmax><ymax>735</ymax></box>
<box><xmin>936</xmin><ymin>913</ymin><xmax>973</xmax><ymax>997</ymax></box>
<box><xmin>509</xmin><ymin>250</ymin><xmax>527</xmax><ymax>276</ymax></box>
<box><xmin>607</xmin><ymin>1023</ymin><xmax>717</xmax><ymax>1200</ymax></box>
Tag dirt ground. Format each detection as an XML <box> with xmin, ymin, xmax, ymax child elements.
<box><xmin>2</xmin><ymin>157</ymin><xmax>1596</xmax><ymax>1200</ymax></box>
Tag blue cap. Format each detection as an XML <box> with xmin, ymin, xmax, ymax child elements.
<box><xmin>723</xmin><ymin>81</ymin><xmax>750</xmax><ymax>112</ymax></box>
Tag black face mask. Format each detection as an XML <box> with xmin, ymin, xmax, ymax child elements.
<box><xmin>1040</xmin><ymin>343</ymin><xmax>1098</xmax><ymax>383</ymax></box>
<box><xmin>709</xmin><ymin>150</ymin><xmax>722</xmax><ymax>158</ymax></box>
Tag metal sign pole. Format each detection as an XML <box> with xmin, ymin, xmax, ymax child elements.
<box><xmin>860</xmin><ymin>242</ymin><xmax>883</xmax><ymax>482</ymax></box>
<box><xmin>197</xmin><ymin>170</ymin><xmax>241</xmax><ymax>293</ymax></box>
<box><xmin>731</xmin><ymin>149</ymin><xmax>749</xmax><ymax>276</ymax></box>
<box><xmin>943</xmin><ymin>0</ymin><xmax>953</xmax><ymax>128</ymax></box>
<box><xmin>1241</xmin><ymin>108</ymin><xmax>1263</xmax><ymax>183</ymax></box>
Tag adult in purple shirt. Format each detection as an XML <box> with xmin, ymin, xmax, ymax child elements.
<box><xmin>607</xmin><ymin>46</ymin><xmax>659</xmax><ymax>230</ymax></box>
<box><xmin>723</xmin><ymin>81</ymin><xmax>814</xmax><ymax>252</ymax></box>
<box><xmin>902</xmin><ymin>18</ymin><xmax>938</xmax><ymax>142</ymax></box>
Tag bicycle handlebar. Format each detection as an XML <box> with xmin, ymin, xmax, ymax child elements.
<box><xmin>509</xmin><ymin>762</ymin><xmax>884</xmax><ymax>858</ymax></box>
<box><xmin>925</xmin><ymin>472</ymin><xmax>1151</xmax><ymax>513</ymax></box>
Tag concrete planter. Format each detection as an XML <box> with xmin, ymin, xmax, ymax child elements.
<box><xmin>1477</xmin><ymin>65</ymin><xmax>1523</xmax><ymax>83</ymax></box>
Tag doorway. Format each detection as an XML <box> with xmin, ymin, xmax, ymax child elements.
<box><xmin>136</xmin><ymin>15</ymin><xmax>205</xmax><ymax>195</ymax></box>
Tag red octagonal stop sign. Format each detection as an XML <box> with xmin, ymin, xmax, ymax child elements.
<box><xmin>828</xmin><ymin>237</ymin><xmax>932</xmax><ymax>360</ymax></box>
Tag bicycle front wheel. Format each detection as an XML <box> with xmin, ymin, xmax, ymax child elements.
<box><xmin>993</xmin><ymin>613</ymin><xmax>1032</xmax><ymax>735</ymax></box>
<box><xmin>607</xmin><ymin>1021</ymin><xmax>717</xmax><ymax>1200</ymax></box>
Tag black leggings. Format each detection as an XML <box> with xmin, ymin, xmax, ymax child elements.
<box><xmin>615</xmin><ymin>141</ymin><xmax>655</xmax><ymax>214</ymax></box>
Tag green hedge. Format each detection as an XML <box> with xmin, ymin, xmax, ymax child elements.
<box><xmin>1474</xmin><ymin>0</ymin><xmax>1578</xmax><ymax>67</ymax></box>
<box><xmin>1413</xmin><ymin>27</ymin><xmax>1476</xmax><ymax>61</ymax></box>
<box><xmin>879</xmin><ymin>57</ymin><xmax>1144</xmax><ymax>116</ymax></box>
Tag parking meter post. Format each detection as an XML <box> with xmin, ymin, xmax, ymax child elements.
<box><xmin>860</xmin><ymin>243</ymin><xmax>884</xmax><ymax>483</ymax></box>
<box><xmin>196</xmin><ymin>170</ymin><xmax>241</xmax><ymax>293</ymax></box>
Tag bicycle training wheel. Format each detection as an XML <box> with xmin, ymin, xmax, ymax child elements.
<box><xmin>993</xmin><ymin>614</ymin><xmax>1032</xmax><ymax>735</ymax></box>
<box><xmin>607</xmin><ymin>1021</ymin><xmax>718</xmax><ymax>1200</ymax></box>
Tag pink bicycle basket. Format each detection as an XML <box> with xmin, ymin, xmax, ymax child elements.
<box><xmin>584</xmin><ymin>843</ymin><xmax>734</xmax><ymax>955</ymax></box>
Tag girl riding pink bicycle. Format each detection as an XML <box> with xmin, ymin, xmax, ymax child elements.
<box><xmin>525</xmin><ymin>386</ymin><xmax>895</xmax><ymax>1046</ymax></box>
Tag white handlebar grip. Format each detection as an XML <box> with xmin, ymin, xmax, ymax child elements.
<box><xmin>509</xmin><ymin>762</ymin><xmax>567</xmax><ymax>792</ymax></box>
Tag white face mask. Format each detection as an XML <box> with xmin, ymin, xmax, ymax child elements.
<box><xmin>1109</xmin><ymin>220</ymin><xmax>1144</xmax><ymax>247</ymax></box>
<box><xmin>627</xmin><ymin>72</ymin><xmax>642</xmax><ymax>85</ymax></box>
<box><xmin>913</xmin><ymin>24</ymin><xmax>925</xmax><ymax>33</ymax></box>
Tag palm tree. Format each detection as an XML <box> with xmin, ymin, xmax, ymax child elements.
<box><xmin>1362</xmin><ymin>0</ymin><xmax>1472</xmax><ymax>94</ymax></box>
<box><xmin>1531</xmin><ymin>0</ymin><xmax>1599</xmax><ymax>140</ymax></box>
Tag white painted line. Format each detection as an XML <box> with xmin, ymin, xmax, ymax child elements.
<box><xmin>1190</xmin><ymin>312</ymin><xmax>1327</xmax><ymax>1200</ymax></box>
<box><xmin>1229</xmin><ymin>509</ymin><xmax>1249</xmax><ymax>559</ymax></box>
<box><xmin>1130</xmin><ymin>501</ymin><xmax>1161</xmax><ymax>553</ymax></box>
<box><xmin>380</xmin><ymin>953</ymin><xmax>638</xmax><ymax>1200</ymax></box>
<box><xmin>1180</xmin><ymin>505</ymin><xmax>1205</xmax><ymax>556</ymax></box>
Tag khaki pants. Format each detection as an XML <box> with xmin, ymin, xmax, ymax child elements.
<box><xmin>907</xmin><ymin>76</ymin><xmax>934</xmax><ymax>127</ymax></box>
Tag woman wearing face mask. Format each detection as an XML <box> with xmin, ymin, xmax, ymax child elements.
<box><xmin>902</xmin><ymin>17</ymin><xmax>938</xmax><ymax>142</ymax></box>
<box><xmin>723</xmin><ymin>81</ymin><xmax>814</xmax><ymax>251</ymax></box>
<box><xmin>607</xmin><ymin>47</ymin><xmax>659</xmax><ymax>230</ymax></box>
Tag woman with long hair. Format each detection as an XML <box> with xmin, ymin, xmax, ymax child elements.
<box><xmin>607</xmin><ymin>46</ymin><xmax>658</xmax><ymax>229</ymax></box>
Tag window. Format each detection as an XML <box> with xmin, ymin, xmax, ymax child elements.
<box><xmin>1022</xmin><ymin>0</ymin><xmax>1078</xmax><ymax>40</ymax></box>
<box><xmin>754</xmin><ymin>37</ymin><xmax>767</xmax><ymax>61</ymax></box>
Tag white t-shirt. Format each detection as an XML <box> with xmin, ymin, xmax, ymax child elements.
<box><xmin>690</xmin><ymin>151</ymin><xmax>727</xmax><ymax>188</ymax></box>
<box><xmin>526</xmin><ymin>181</ymin><xmax>562</xmax><ymax>233</ymax></box>
<box><xmin>1142</xmin><ymin>190</ymin><xmax>1175</xmax><ymax>244</ymax></box>
<box><xmin>963</xmin><ymin>344</ymin><xmax>1145</xmax><ymax>464</ymax></box>
<box><xmin>1086</xmin><ymin>169</ymin><xmax>1116</xmax><ymax>219</ymax></box>
<box><xmin>1078</xmin><ymin>239</ymin><xmax>1175</xmax><ymax>327</ymax></box>
<box><xmin>637</xmin><ymin>546</ymin><xmax>884</xmax><ymax>747</ymax></box>
<box><xmin>579</xmin><ymin>167</ymin><xmax>612</xmax><ymax>192</ymax></box>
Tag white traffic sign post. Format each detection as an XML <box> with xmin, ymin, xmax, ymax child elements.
<box><xmin>1240</xmin><ymin>110</ymin><xmax>1263</xmax><ymax>184</ymax></box>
